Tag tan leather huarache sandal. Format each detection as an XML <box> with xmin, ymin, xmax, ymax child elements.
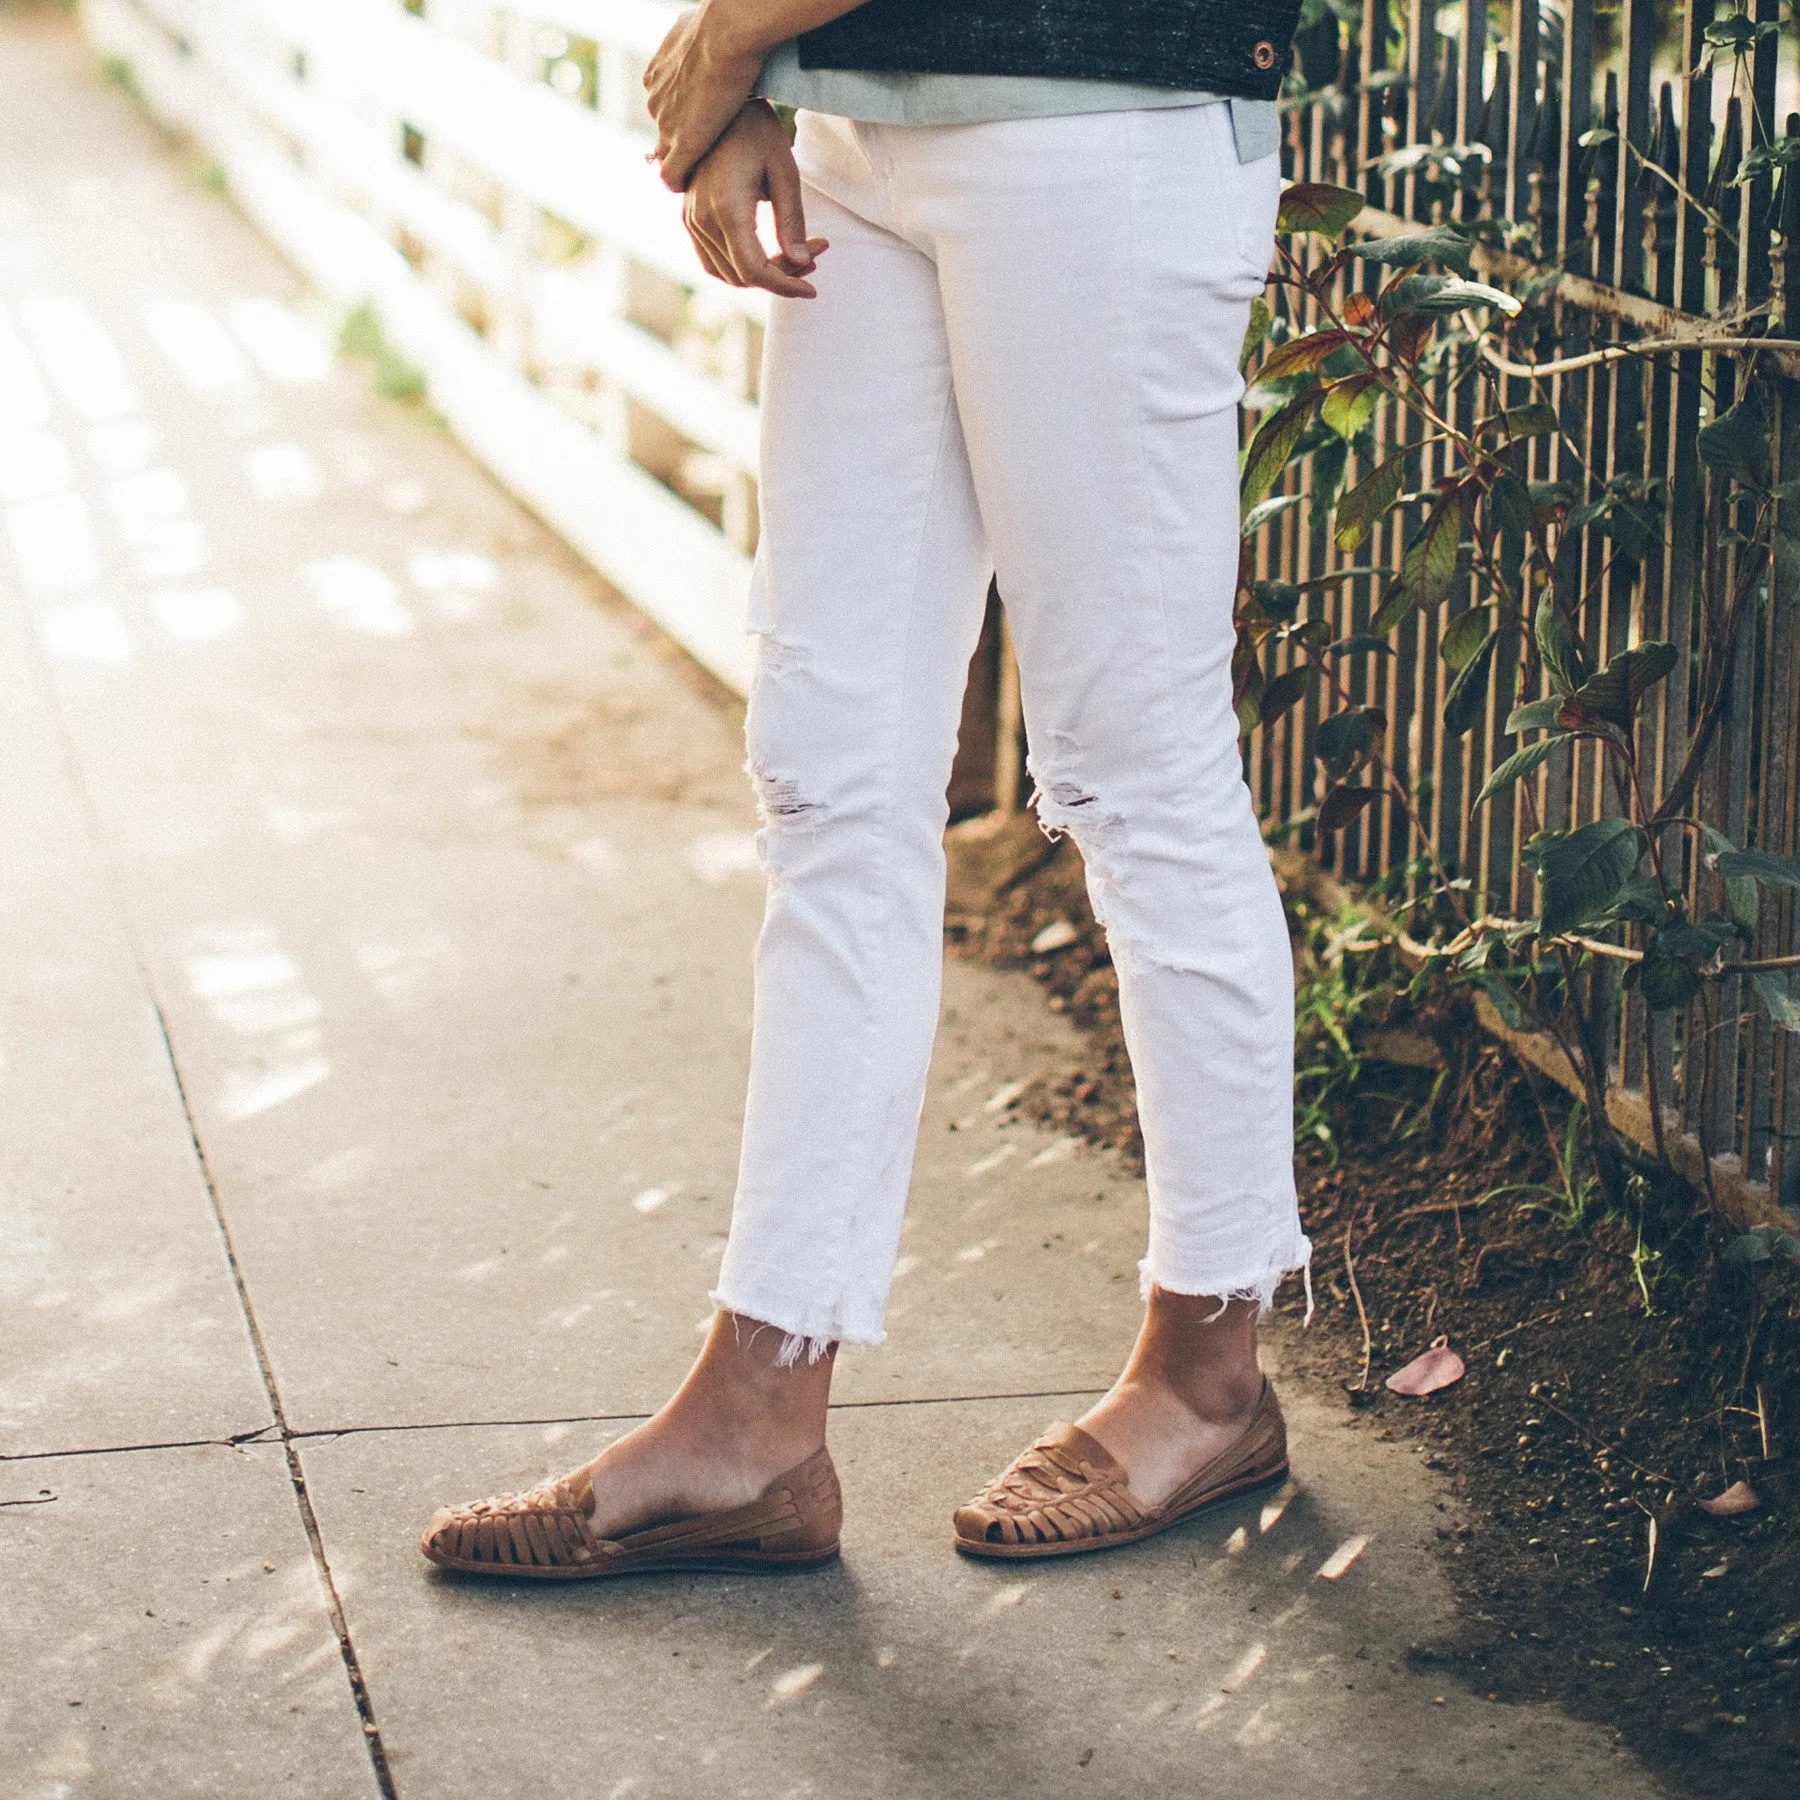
<box><xmin>421</xmin><ymin>1446</ymin><xmax>841</xmax><ymax>1579</ymax></box>
<box><xmin>953</xmin><ymin>1377</ymin><xmax>1287</xmax><ymax>1559</ymax></box>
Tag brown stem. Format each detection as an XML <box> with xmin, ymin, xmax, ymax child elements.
<box><xmin>1650</xmin><ymin>510</ymin><xmax>1768</xmax><ymax>827</ymax></box>
<box><xmin>1643</xmin><ymin>1016</ymin><xmax>1672</xmax><ymax>1171</ymax></box>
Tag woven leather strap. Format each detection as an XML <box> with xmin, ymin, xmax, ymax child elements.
<box><xmin>423</xmin><ymin>1448</ymin><xmax>840</xmax><ymax>1572</ymax></box>
<box><xmin>955</xmin><ymin>1382</ymin><xmax>1286</xmax><ymax>1551</ymax></box>
<box><xmin>955</xmin><ymin>1423</ymin><xmax>1150</xmax><ymax>1548</ymax></box>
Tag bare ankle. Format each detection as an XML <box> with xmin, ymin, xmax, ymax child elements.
<box><xmin>665</xmin><ymin>1311</ymin><xmax>834</xmax><ymax>1462</ymax></box>
<box><xmin>1124</xmin><ymin>1290</ymin><xmax>1263</xmax><ymax>1422</ymax></box>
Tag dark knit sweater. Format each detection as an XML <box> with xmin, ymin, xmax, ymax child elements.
<box><xmin>799</xmin><ymin>1</ymin><xmax>1302</xmax><ymax>103</ymax></box>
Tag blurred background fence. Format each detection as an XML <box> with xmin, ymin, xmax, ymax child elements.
<box><xmin>86</xmin><ymin>0</ymin><xmax>761</xmax><ymax>690</ymax></box>
<box><xmin>84</xmin><ymin>0</ymin><xmax>1799</xmax><ymax>1210</ymax></box>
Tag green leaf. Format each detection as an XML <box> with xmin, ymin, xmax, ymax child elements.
<box><xmin>1441</xmin><ymin>601</ymin><xmax>1495</xmax><ymax>673</ymax></box>
<box><xmin>1600</xmin><ymin>874</ymin><xmax>1671</xmax><ymax>926</ymax></box>
<box><xmin>1534</xmin><ymin>600</ymin><xmax>1590</xmax><ymax>696</ymax></box>
<box><xmin>1568</xmin><ymin>491</ymin><xmax>1664</xmax><ymax>562</ymax></box>
<box><xmin>1442</xmin><ymin>631</ymin><xmax>1499</xmax><ymax>736</ymax></box>
<box><xmin>1702</xmin><ymin>825</ymin><xmax>1761</xmax><ymax>934</ymax></box>
<box><xmin>1530</xmin><ymin>479</ymin><xmax>1578</xmax><ymax>523</ymax></box>
<box><xmin>1250</xmin><ymin>579</ymin><xmax>1302</xmax><ymax>624</ymax></box>
<box><xmin>1351</xmin><ymin>224</ymin><xmax>1473</xmax><ymax>277</ymax></box>
<box><xmin>1285</xmin><ymin>617</ymin><xmax>1335</xmax><ymax>652</ymax></box>
<box><xmin>1241</xmin><ymin>390</ymin><xmax>1320</xmax><ymax>515</ymax></box>
<box><xmin>1379</xmin><ymin>272</ymin><xmax>1451</xmax><ymax>320</ymax></box>
<box><xmin>1656</xmin><ymin>912</ymin><xmax>1744</xmax><ymax>958</ymax></box>
<box><xmin>1717</xmin><ymin>849</ymin><xmax>1800</xmax><ymax>891</ymax></box>
<box><xmin>1334</xmin><ymin>451</ymin><xmax>1409</xmax><ymax>551</ymax></box>
<box><xmin>1326</xmin><ymin>632</ymin><xmax>1395</xmax><ymax>658</ymax></box>
<box><xmin>1722</xmin><ymin>1225</ymin><xmax>1800</xmax><ymax>1264</ymax></box>
<box><xmin>1259</xmin><ymin>664</ymin><xmax>1311</xmax><ymax>725</ymax></box>
<box><xmin>1477</xmin><ymin>403</ymin><xmax>1559</xmax><ymax>446</ymax></box>
<box><xmin>1476</xmin><ymin>732</ymin><xmax>1571</xmax><ymax>804</ymax></box>
<box><xmin>1382</xmin><ymin>275</ymin><xmax>1521</xmax><ymax>319</ymax></box>
<box><xmin>1315</xmin><ymin>705</ymin><xmax>1385</xmax><ymax>778</ymax></box>
<box><xmin>1239</xmin><ymin>295</ymin><xmax>1273</xmax><ymax>376</ymax></box>
<box><xmin>1558</xmin><ymin>641</ymin><xmax>1678</xmax><ymax>733</ymax></box>
<box><xmin>1487</xmin><ymin>471</ymin><xmax>1534</xmax><ymax>539</ymax></box>
<box><xmin>1255</xmin><ymin>330</ymin><xmax>1352</xmax><ymax>386</ymax></box>
<box><xmin>1308</xmin><ymin>434</ymin><xmax>1351</xmax><ymax>531</ymax></box>
<box><xmin>1521</xmin><ymin>817</ymin><xmax>1645</xmax><ymax>937</ymax></box>
<box><xmin>1321</xmin><ymin>371</ymin><xmax>1381</xmax><ymax>441</ymax></box>
<box><xmin>1703</xmin><ymin>14</ymin><xmax>1759</xmax><ymax>51</ymax></box>
<box><xmin>1738</xmin><ymin>135</ymin><xmax>1800</xmax><ymax>185</ymax></box>
<box><xmin>1318</xmin><ymin>783</ymin><xmax>1380</xmax><ymax>833</ymax></box>
<box><xmin>1640</xmin><ymin>939</ymin><xmax>1703</xmax><ymax>1011</ymax></box>
<box><xmin>1277</xmin><ymin>181</ymin><xmax>1367</xmax><ymax>240</ymax></box>
<box><xmin>1376</xmin><ymin>485</ymin><xmax>1465</xmax><ymax>631</ymax></box>
<box><xmin>1696</xmin><ymin>394</ymin><xmax>1769</xmax><ymax>491</ymax></box>
<box><xmin>1233</xmin><ymin>658</ymin><xmax>1265</xmax><ymax>736</ymax></box>
<box><xmin>1506</xmin><ymin>697</ymin><xmax>1565</xmax><ymax>735</ymax></box>
<box><xmin>1242</xmin><ymin>492</ymin><xmax>1307</xmax><ymax>536</ymax></box>
<box><xmin>1752</xmin><ymin>972</ymin><xmax>1800</xmax><ymax>1030</ymax></box>
<box><xmin>1475</xmin><ymin>971</ymin><xmax>1524</xmax><ymax>1027</ymax></box>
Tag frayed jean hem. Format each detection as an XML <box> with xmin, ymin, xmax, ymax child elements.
<box><xmin>1137</xmin><ymin>1235</ymin><xmax>1314</xmax><ymax>1324</ymax></box>
<box><xmin>706</xmin><ymin>1285</ymin><xmax>886</xmax><ymax>1367</ymax></box>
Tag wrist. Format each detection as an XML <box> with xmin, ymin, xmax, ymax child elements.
<box><xmin>695</xmin><ymin>1</ymin><xmax>783</xmax><ymax>71</ymax></box>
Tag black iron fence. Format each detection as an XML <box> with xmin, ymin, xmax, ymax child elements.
<box><xmin>959</xmin><ymin>0</ymin><xmax>1799</xmax><ymax>1214</ymax></box>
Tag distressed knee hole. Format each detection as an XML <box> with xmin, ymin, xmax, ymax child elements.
<box><xmin>749</xmin><ymin>763</ymin><xmax>819</xmax><ymax>823</ymax></box>
<box><xmin>1028</xmin><ymin>762</ymin><xmax>1130</xmax><ymax>932</ymax></box>
<box><xmin>752</xmin><ymin>632</ymin><xmax>809</xmax><ymax>681</ymax></box>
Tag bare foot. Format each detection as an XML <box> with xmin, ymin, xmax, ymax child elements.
<box><xmin>568</xmin><ymin>1311</ymin><xmax>834</xmax><ymax>1539</ymax></box>
<box><xmin>1076</xmin><ymin>1291</ymin><xmax>1265</xmax><ymax>1509</ymax></box>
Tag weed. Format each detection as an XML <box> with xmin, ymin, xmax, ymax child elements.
<box><xmin>337</xmin><ymin>303</ymin><xmax>427</xmax><ymax>404</ymax></box>
<box><xmin>1292</xmin><ymin>899</ymin><xmax>1405</xmax><ymax>1160</ymax></box>
<box><xmin>1478</xmin><ymin>1100</ymin><xmax>1601</xmax><ymax>1232</ymax></box>
<box><xmin>98</xmin><ymin>53</ymin><xmax>142</xmax><ymax>105</ymax></box>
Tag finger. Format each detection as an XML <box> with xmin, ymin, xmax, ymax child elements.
<box><xmin>659</xmin><ymin>134</ymin><xmax>694</xmax><ymax>193</ymax></box>
<box><xmin>774</xmin><ymin>235</ymin><xmax>830</xmax><ymax>272</ymax></box>
<box><xmin>765</xmin><ymin>152</ymin><xmax>812</xmax><ymax>266</ymax></box>
<box><xmin>721</xmin><ymin>209</ymin><xmax>815</xmax><ymax>298</ymax></box>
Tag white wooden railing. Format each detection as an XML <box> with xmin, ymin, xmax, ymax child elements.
<box><xmin>83</xmin><ymin>0</ymin><xmax>762</xmax><ymax>693</ymax></box>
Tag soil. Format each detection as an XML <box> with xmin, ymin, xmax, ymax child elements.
<box><xmin>945</xmin><ymin>811</ymin><xmax>1800</xmax><ymax>1800</ymax></box>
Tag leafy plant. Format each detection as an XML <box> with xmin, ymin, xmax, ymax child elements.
<box><xmin>1237</xmin><ymin>180</ymin><xmax>1799</xmax><ymax>1210</ymax></box>
<box><xmin>338</xmin><ymin>303</ymin><xmax>427</xmax><ymax>403</ymax></box>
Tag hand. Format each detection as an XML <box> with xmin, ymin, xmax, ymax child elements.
<box><xmin>683</xmin><ymin>102</ymin><xmax>829</xmax><ymax>299</ymax></box>
<box><xmin>645</xmin><ymin>5</ymin><xmax>765</xmax><ymax>192</ymax></box>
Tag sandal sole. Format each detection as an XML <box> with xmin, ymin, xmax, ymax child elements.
<box><xmin>421</xmin><ymin>1541</ymin><xmax>841</xmax><ymax>1580</ymax></box>
<box><xmin>951</xmin><ymin>1461</ymin><xmax>1289</xmax><ymax>1561</ymax></box>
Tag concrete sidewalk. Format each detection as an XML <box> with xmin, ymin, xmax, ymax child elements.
<box><xmin>1</xmin><ymin>8</ymin><xmax>1664</xmax><ymax>1796</ymax></box>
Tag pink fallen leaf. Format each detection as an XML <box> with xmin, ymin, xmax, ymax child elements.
<box><xmin>1699</xmin><ymin>1480</ymin><xmax>1759</xmax><ymax>1517</ymax></box>
<box><xmin>1385</xmin><ymin>1335</ymin><xmax>1466</xmax><ymax>1397</ymax></box>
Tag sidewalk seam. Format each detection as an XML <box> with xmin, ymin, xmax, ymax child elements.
<box><xmin>150</xmin><ymin>1001</ymin><xmax>401</xmax><ymax>1800</ymax></box>
<box><xmin>19</xmin><ymin>575</ymin><xmax>401</xmax><ymax>1800</ymax></box>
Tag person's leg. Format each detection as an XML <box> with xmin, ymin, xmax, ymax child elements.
<box><xmin>899</xmin><ymin>103</ymin><xmax>1307</xmax><ymax>1507</ymax></box>
<box><xmin>533</xmin><ymin>114</ymin><xmax>993</xmax><ymax>1537</ymax></box>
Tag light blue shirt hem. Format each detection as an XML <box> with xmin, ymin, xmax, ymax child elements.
<box><xmin>755</xmin><ymin>40</ymin><xmax>1280</xmax><ymax>163</ymax></box>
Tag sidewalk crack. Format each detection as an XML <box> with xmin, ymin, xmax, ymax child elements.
<box><xmin>152</xmin><ymin>1003</ymin><xmax>399</xmax><ymax>1800</ymax></box>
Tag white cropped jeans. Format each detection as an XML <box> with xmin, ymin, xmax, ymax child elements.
<box><xmin>711</xmin><ymin>103</ymin><xmax>1310</xmax><ymax>1356</ymax></box>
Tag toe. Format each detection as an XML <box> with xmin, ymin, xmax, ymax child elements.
<box><xmin>420</xmin><ymin>1506</ymin><xmax>467</xmax><ymax>1564</ymax></box>
<box><xmin>953</xmin><ymin>1502</ymin><xmax>997</xmax><ymax>1544</ymax></box>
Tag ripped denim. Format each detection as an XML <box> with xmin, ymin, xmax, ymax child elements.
<box><xmin>710</xmin><ymin>105</ymin><xmax>1310</xmax><ymax>1361</ymax></box>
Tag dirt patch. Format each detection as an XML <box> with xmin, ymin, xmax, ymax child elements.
<box><xmin>946</xmin><ymin>816</ymin><xmax>1800</xmax><ymax>1799</ymax></box>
